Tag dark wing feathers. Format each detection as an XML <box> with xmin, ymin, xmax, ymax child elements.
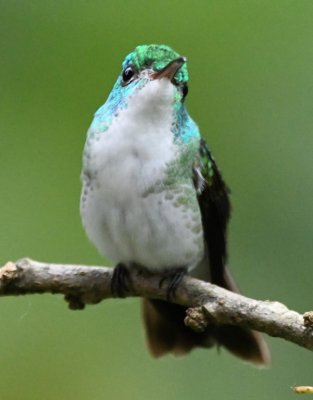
<box><xmin>192</xmin><ymin>138</ymin><xmax>270</xmax><ymax>364</ymax></box>
<box><xmin>193</xmin><ymin>138</ymin><xmax>231</xmax><ymax>286</ymax></box>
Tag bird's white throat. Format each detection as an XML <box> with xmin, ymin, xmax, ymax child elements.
<box><xmin>84</xmin><ymin>78</ymin><xmax>178</xmax><ymax>197</ymax></box>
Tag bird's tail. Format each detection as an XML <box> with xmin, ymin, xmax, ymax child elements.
<box><xmin>142</xmin><ymin>267</ymin><xmax>270</xmax><ymax>365</ymax></box>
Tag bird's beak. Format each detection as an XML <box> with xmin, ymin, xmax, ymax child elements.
<box><xmin>151</xmin><ymin>56</ymin><xmax>187</xmax><ymax>81</ymax></box>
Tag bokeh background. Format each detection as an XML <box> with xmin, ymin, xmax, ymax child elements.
<box><xmin>1</xmin><ymin>1</ymin><xmax>312</xmax><ymax>399</ymax></box>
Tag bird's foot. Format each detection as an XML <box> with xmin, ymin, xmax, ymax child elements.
<box><xmin>111</xmin><ymin>263</ymin><xmax>131</xmax><ymax>298</ymax></box>
<box><xmin>159</xmin><ymin>267</ymin><xmax>187</xmax><ymax>301</ymax></box>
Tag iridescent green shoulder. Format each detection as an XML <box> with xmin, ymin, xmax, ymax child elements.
<box><xmin>193</xmin><ymin>138</ymin><xmax>230</xmax><ymax>201</ymax></box>
<box><xmin>193</xmin><ymin>139</ymin><xmax>215</xmax><ymax>189</ymax></box>
<box><xmin>122</xmin><ymin>44</ymin><xmax>188</xmax><ymax>84</ymax></box>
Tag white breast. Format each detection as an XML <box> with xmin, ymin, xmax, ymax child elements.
<box><xmin>81</xmin><ymin>79</ymin><xmax>204</xmax><ymax>271</ymax></box>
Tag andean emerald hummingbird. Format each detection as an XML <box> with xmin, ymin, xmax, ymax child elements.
<box><xmin>80</xmin><ymin>44</ymin><xmax>270</xmax><ymax>365</ymax></box>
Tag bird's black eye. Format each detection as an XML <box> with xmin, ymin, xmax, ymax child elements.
<box><xmin>182</xmin><ymin>84</ymin><xmax>189</xmax><ymax>99</ymax></box>
<box><xmin>122</xmin><ymin>66</ymin><xmax>135</xmax><ymax>85</ymax></box>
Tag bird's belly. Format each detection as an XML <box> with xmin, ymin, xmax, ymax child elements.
<box><xmin>81</xmin><ymin>178</ymin><xmax>204</xmax><ymax>271</ymax></box>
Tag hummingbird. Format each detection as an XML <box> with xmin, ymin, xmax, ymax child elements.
<box><xmin>80</xmin><ymin>44</ymin><xmax>270</xmax><ymax>365</ymax></box>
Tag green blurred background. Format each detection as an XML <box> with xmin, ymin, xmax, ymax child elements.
<box><xmin>1</xmin><ymin>0</ymin><xmax>312</xmax><ymax>399</ymax></box>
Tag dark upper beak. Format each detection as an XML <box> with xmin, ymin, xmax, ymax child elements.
<box><xmin>151</xmin><ymin>56</ymin><xmax>187</xmax><ymax>81</ymax></box>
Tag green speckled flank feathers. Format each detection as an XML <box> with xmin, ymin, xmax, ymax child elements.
<box><xmin>164</xmin><ymin>140</ymin><xmax>199</xmax><ymax>187</ymax></box>
<box><xmin>123</xmin><ymin>44</ymin><xmax>189</xmax><ymax>84</ymax></box>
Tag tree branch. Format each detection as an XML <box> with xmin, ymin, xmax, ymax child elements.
<box><xmin>0</xmin><ymin>258</ymin><xmax>312</xmax><ymax>352</ymax></box>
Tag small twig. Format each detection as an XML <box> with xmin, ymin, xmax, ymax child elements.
<box><xmin>0</xmin><ymin>258</ymin><xmax>312</xmax><ymax>352</ymax></box>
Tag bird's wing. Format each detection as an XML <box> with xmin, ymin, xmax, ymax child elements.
<box><xmin>192</xmin><ymin>137</ymin><xmax>231</xmax><ymax>286</ymax></box>
<box><xmin>191</xmin><ymin>138</ymin><xmax>271</xmax><ymax>365</ymax></box>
